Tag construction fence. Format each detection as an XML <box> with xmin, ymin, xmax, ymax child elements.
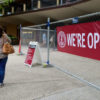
<box><xmin>20</xmin><ymin>12</ymin><xmax>100</xmax><ymax>94</ymax></box>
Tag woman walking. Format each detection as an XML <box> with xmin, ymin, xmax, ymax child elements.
<box><xmin>0</xmin><ymin>27</ymin><xmax>11</xmax><ymax>87</ymax></box>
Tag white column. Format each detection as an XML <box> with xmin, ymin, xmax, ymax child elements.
<box><xmin>23</xmin><ymin>3</ymin><xmax>26</xmax><ymax>12</ymax></box>
<box><xmin>11</xmin><ymin>6</ymin><xmax>14</xmax><ymax>14</ymax></box>
<box><xmin>2</xmin><ymin>8</ymin><xmax>4</xmax><ymax>15</ymax></box>
<box><xmin>57</xmin><ymin>0</ymin><xmax>60</xmax><ymax>6</ymax></box>
<box><xmin>37</xmin><ymin>0</ymin><xmax>41</xmax><ymax>9</ymax></box>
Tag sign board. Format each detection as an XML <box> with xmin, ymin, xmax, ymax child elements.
<box><xmin>72</xmin><ymin>17</ymin><xmax>79</xmax><ymax>24</ymax></box>
<box><xmin>57</xmin><ymin>21</ymin><xmax>100</xmax><ymax>60</ymax></box>
<box><xmin>24</xmin><ymin>42</ymin><xmax>43</xmax><ymax>67</ymax></box>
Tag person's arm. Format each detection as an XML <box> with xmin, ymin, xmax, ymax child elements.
<box><xmin>3</xmin><ymin>33</ymin><xmax>11</xmax><ymax>43</ymax></box>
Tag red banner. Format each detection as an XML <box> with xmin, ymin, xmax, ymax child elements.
<box><xmin>24</xmin><ymin>47</ymin><xmax>35</xmax><ymax>66</ymax></box>
<box><xmin>57</xmin><ymin>21</ymin><xmax>100</xmax><ymax>60</ymax></box>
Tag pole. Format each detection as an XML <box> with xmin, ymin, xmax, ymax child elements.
<box><xmin>18</xmin><ymin>24</ymin><xmax>22</xmax><ymax>55</ymax></box>
<box><xmin>20</xmin><ymin>24</ymin><xmax>22</xmax><ymax>43</ymax></box>
<box><xmin>31</xmin><ymin>0</ymin><xmax>34</xmax><ymax>9</ymax></box>
<box><xmin>60</xmin><ymin>0</ymin><xmax>63</xmax><ymax>5</ymax></box>
<box><xmin>47</xmin><ymin>18</ymin><xmax>50</xmax><ymax>64</ymax></box>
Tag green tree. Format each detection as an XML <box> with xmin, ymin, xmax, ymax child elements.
<box><xmin>0</xmin><ymin>0</ymin><xmax>14</xmax><ymax>13</ymax></box>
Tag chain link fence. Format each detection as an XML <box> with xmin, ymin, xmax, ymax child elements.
<box><xmin>20</xmin><ymin>12</ymin><xmax>100</xmax><ymax>95</ymax></box>
<box><xmin>21</xmin><ymin>27</ymin><xmax>56</xmax><ymax>55</ymax></box>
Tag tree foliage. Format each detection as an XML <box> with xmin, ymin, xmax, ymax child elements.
<box><xmin>0</xmin><ymin>0</ymin><xmax>14</xmax><ymax>9</ymax></box>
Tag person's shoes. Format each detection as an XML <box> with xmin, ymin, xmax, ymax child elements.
<box><xmin>0</xmin><ymin>83</ymin><xmax>4</xmax><ymax>88</ymax></box>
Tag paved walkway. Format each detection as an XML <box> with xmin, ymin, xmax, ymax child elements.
<box><xmin>0</xmin><ymin>46</ymin><xmax>100</xmax><ymax>100</ymax></box>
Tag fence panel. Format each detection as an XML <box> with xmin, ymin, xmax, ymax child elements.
<box><xmin>20</xmin><ymin>12</ymin><xmax>100</xmax><ymax>95</ymax></box>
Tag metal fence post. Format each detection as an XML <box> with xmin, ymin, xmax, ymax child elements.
<box><xmin>47</xmin><ymin>18</ymin><xmax>50</xmax><ymax>64</ymax></box>
<box><xmin>18</xmin><ymin>24</ymin><xmax>24</xmax><ymax>55</ymax></box>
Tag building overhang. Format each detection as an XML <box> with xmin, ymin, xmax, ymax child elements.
<box><xmin>0</xmin><ymin>0</ymin><xmax>99</xmax><ymax>26</ymax></box>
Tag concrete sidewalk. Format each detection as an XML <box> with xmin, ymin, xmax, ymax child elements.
<box><xmin>0</xmin><ymin>46</ymin><xmax>100</xmax><ymax>100</ymax></box>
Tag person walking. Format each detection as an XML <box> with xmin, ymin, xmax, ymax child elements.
<box><xmin>50</xmin><ymin>35</ymin><xmax>54</xmax><ymax>48</ymax></box>
<box><xmin>0</xmin><ymin>27</ymin><xmax>11</xmax><ymax>87</ymax></box>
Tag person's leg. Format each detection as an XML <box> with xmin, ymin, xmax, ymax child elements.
<box><xmin>0</xmin><ymin>57</ymin><xmax>8</xmax><ymax>84</ymax></box>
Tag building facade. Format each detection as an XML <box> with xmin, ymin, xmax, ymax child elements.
<box><xmin>0</xmin><ymin>0</ymin><xmax>99</xmax><ymax>44</ymax></box>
